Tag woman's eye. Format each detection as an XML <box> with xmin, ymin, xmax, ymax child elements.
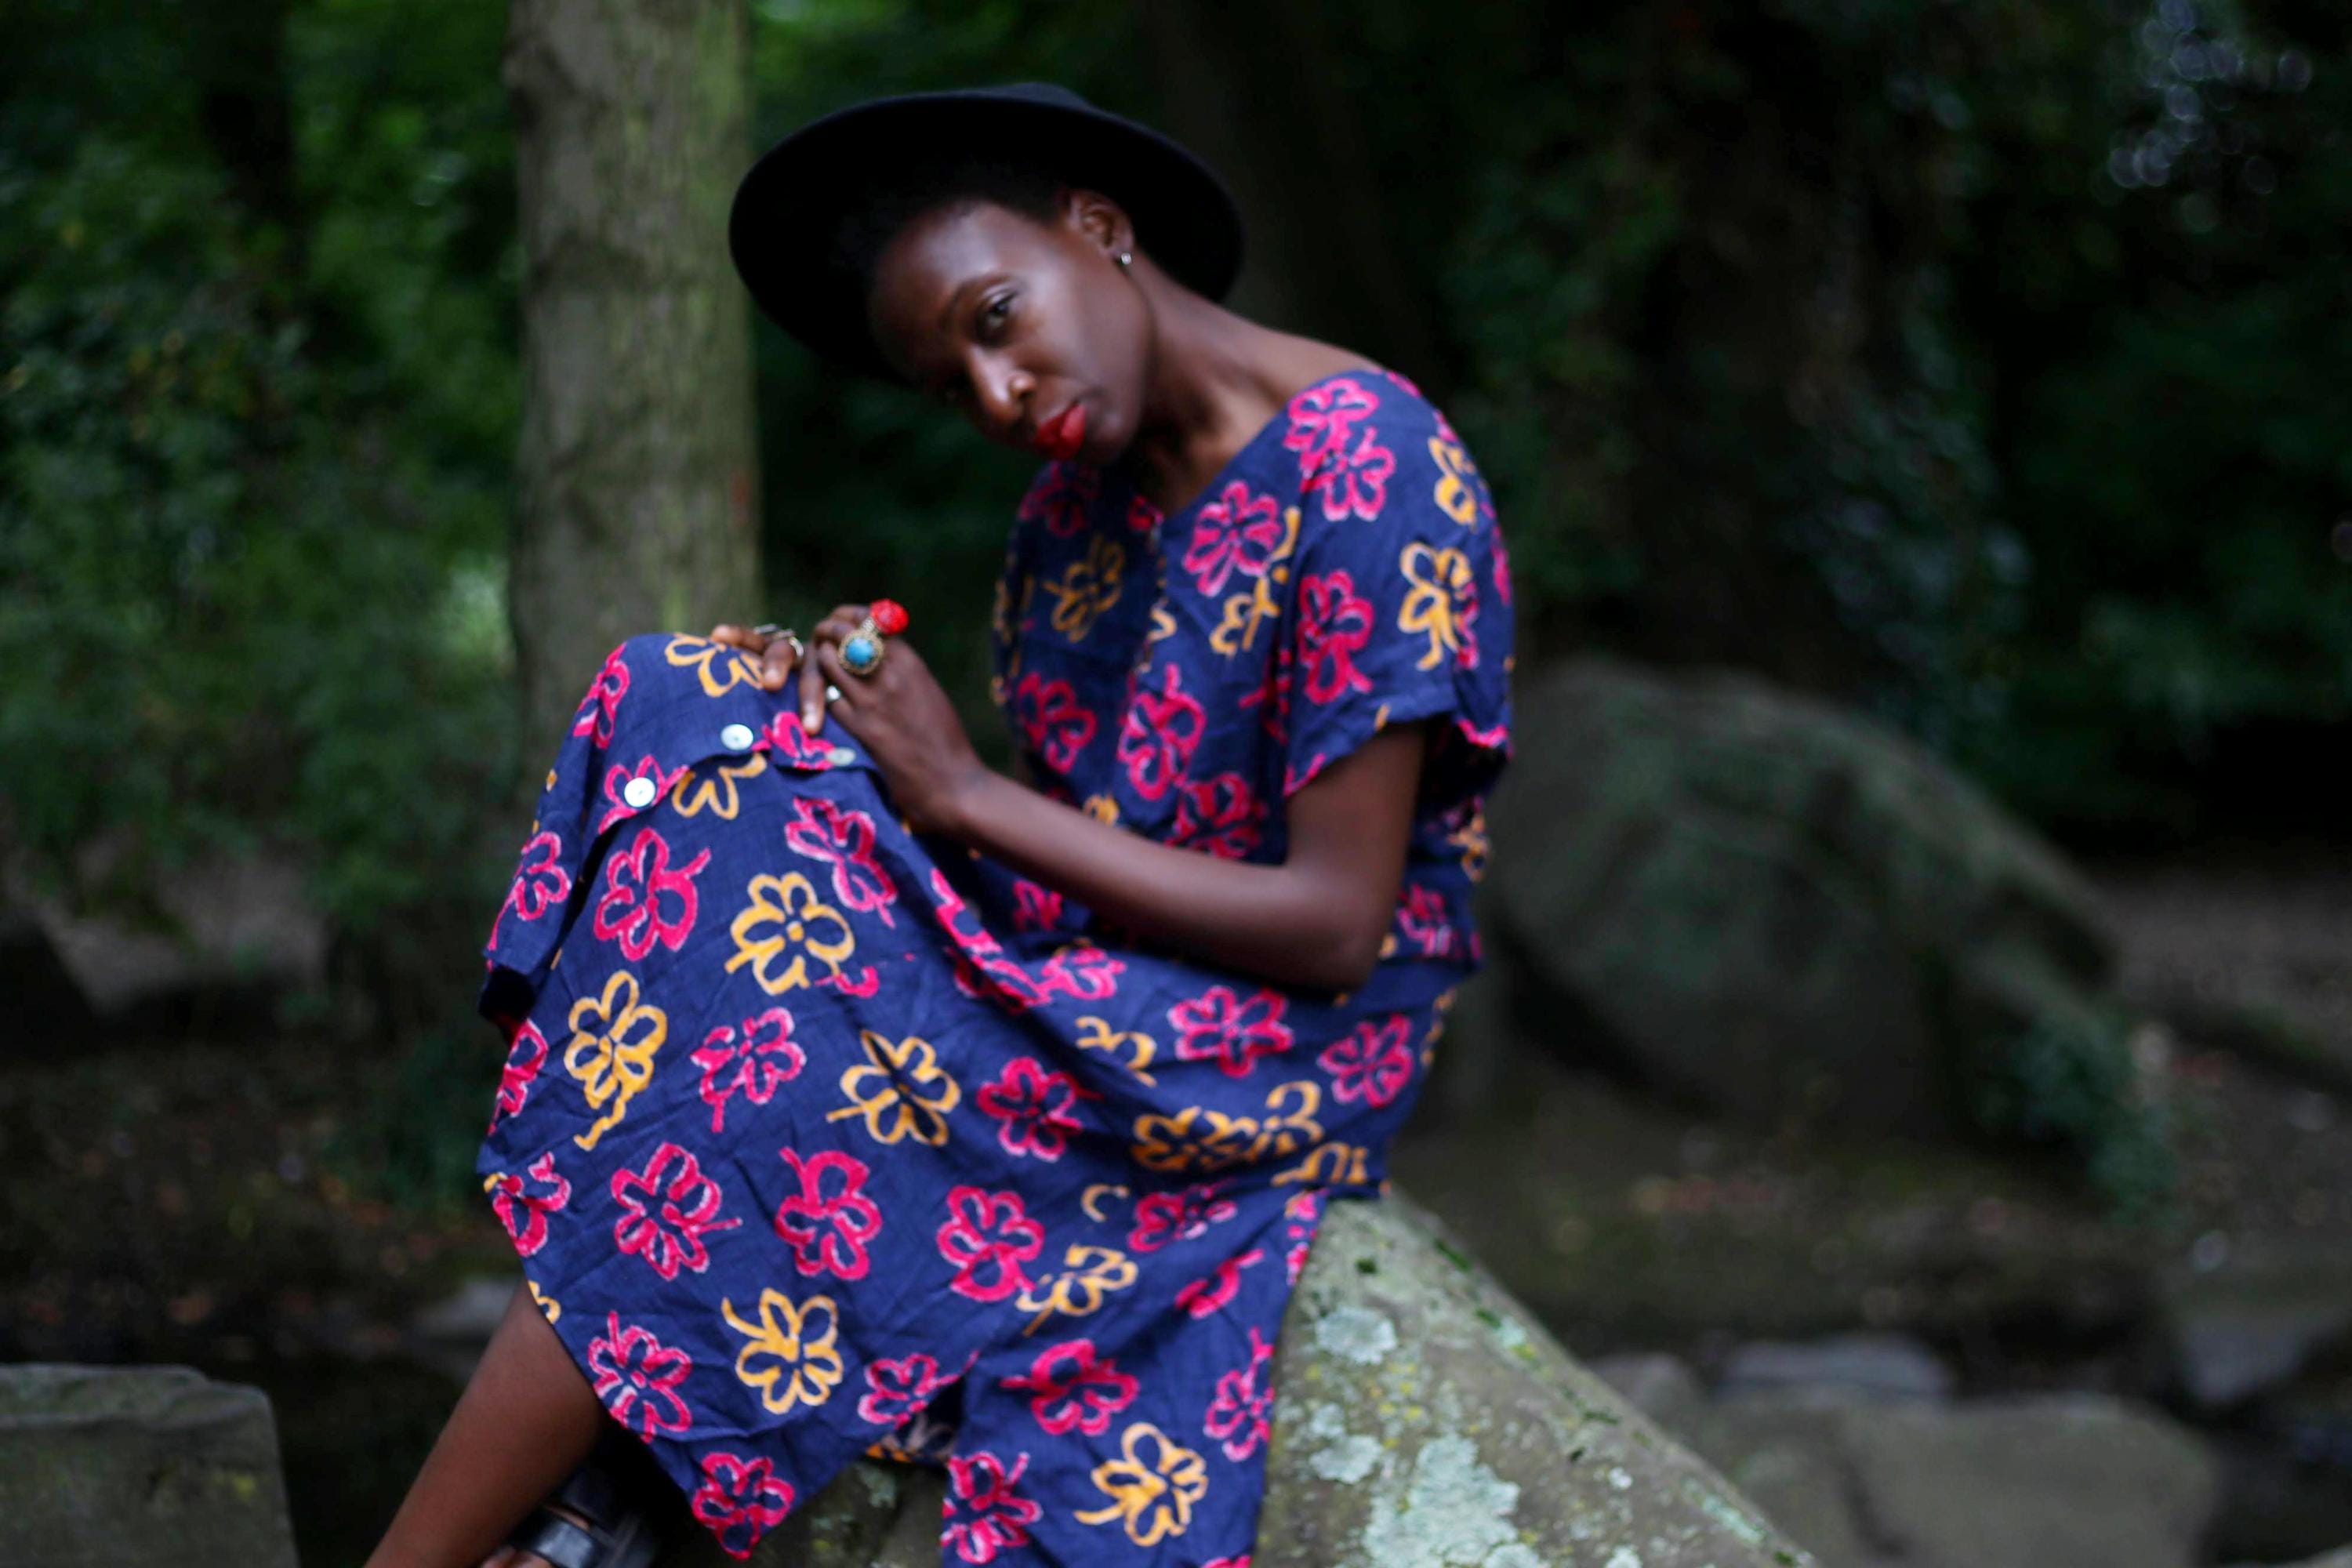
<box><xmin>983</xmin><ymin>295</ymin><xmax>1013</xmax><ymax>333</ymax></box>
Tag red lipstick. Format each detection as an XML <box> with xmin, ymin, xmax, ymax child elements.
<box><xmin>1033</xmin><ymin>401</ymin><xmax>1086</xmax><ymax>459</ymax></box>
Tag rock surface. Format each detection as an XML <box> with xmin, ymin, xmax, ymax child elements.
<box><xmin>0</xmin><ymin>1363</ymin><xmax>299</xmax><ymax>1568</ymax></box>
<box><xmin>1596</xmin><ymin>1357</ymin><xmax>2221</xmax><ymax>1568</ymax></box>
<box><xmin>666</xmin><ymin>1192</ymin><xmax>1815</xmax><ymax>1567</ymax></box>
<box><xmin>1484</xmin><ymin>657</ymin><xmax>2117</xmax><ymax>1135</ymax></box>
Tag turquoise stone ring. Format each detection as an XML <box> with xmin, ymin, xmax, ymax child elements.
<box><xmin>840</xmin><ymin>628</ymin><xmax>885</xmax><ymax>677</ymax></box>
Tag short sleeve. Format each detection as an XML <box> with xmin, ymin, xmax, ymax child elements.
<box><xmin>1275</xmin><ymin>375</ymin><xmax>1515</xmax><ymax>815</ymax></box>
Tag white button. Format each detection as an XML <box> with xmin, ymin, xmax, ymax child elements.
<box><xmin>621</xmin><ymin>776</ymin><xmax>659</xmax><ymax>809</ymax></box>
<box><xmin>827</xmin><ymin>746</ymin><xmax>856</xmax><ymax>765</ymax></box>
<box><xmin>719</xmin><ymin>723</ymin><xmax>755</xmax><ymax>751</ymax></box>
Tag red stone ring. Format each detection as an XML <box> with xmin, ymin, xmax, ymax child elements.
<box><xmin>840</xmin><ymin>598</ymin><xmax>909</xmax><ymax>678</ymax></box>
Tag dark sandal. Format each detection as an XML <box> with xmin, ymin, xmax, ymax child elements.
<box><xmin>506</xmin><ymin>1428</ymin><xmax>688</xmax><ymax>1568</ymax></box>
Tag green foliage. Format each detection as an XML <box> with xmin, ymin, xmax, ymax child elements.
<box><xmin>0</xmin><ymin>0</ymin><xmax>517</xmax><ymax>975</ymax></box>
<box><xmin>1969</xmin><ymin>1004</ymin><xmax>2180</xmax><ymax>1220</ymax></box>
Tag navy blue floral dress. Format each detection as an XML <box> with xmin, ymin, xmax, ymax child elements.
<box><xmin>476</xmin><ymin>365</ymin><xmax>1513</xmax><ymax>1564</ymax></box>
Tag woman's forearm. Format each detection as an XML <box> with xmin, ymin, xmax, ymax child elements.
<box><xmin>940</xmin><ymin>768</ymin><xmax>1369</xmax><ymax>993</ymax></box>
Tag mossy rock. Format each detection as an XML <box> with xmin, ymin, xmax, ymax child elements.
<box><xmin>669</xmin><ymin>1192</ymin><xmax>1812</xmax><ymax>1567</ymax></box>
<box><xmin>1485</xmin><ymin>656</ymin><xmax>2116</xmax><ymax>1138</ymax></box>
<box><xmin>0</xmin><ymin>1364</ymin><xmax>299</xmax><ymax>1568</ymax></box>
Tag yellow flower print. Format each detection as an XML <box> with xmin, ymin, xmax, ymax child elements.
<box><xmin>1076</xmin><ymin>1422</ymin><xmax>1210</xmax><ymax>1547</ymax></box>
<box><xmin>1074</xmin><ymin>1015</ymin><xmax>1156</xmax><ymax>1085</ymax></box>
<box><xmin>1044</xmin><ymin>535</ymin><xmax>1125</xmax><ymax>641</ymax></box>
<box><xmin>1446</xmin><ymin>806</ymin><xmax>1490</xmax><ymax>883</ymax></box>
<box><xmin>1015</xmin><ymin>1243</ymin><xmax>1138</xmax><ymax>1334</ymax></box>
<box><xmin>827</xmin><ymin>1029</ymin><xmax>961</xmax><ymax>1146</ymax></box>
<box><xmin>1082</xmin><ymin>794</ymin><xmax>1120</xmax><ymax>826</ymax></box>
<box><xmin>1274</xmin><ymin>1142</ymin><xmax>1370</xmax><ymax>1186</ymax></box>
<box><xmin>727</xmin><ymin>872</ymin><xmax>855</xmax><ymax>994</ymax></box>
<box><xmin>1128</xmin><ymin>1082</ymin><xmax>1322</xmax><ymax>1175</ymax></box>
<box><xmin>564</xmin><ymin>970</ymin><xmax>666</xmax><ymax>1151</ymax></box>
<box><xmin>1398</xmin><ymin>542</ymin><xmax>1476</xmax><ymax>671</ymax></box>
<box><xmin>664</xmin><ymin>633</ymin><xmax>764</xmax><ymax>698</ymax></box>
<box><xmin>529</xmin><ymin>1279</ymin><xmax>561</xmax><ymax>1323</ymax></box>
<box><xmin>721</xmin><ymin>1287</ymin><xmax>844</xmax><ymax>1415</ymax></box>
<box><xmin>670</xmin><ymin>752</ymin><xmax>768</xmax><ymax>819</ymax></box>
<box><xmin>1143</xmin><ymin>600</ymin><xmax>1179</xmax><ymax>649</ymax></box>
<box><xmin>1428</xmin><ymin>435</ymin><xmax>1483</xmax><ymax>525</ymax></box>
<box><xmin>1208</xmin><ymin>578</ymin><xmax>1283</xmax><ymax>658</ymax></box>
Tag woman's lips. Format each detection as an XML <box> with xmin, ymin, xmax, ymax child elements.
<box><xmin>1033</xmin><ymin>401</ymin><xmax>1085</xmax><ymax>459</ymax></box>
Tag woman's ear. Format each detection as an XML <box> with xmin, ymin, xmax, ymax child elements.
<box><xmin>1063</xmin><ymin>186</ymin><xmax>1131</xmax><ymax>260</ymax></box>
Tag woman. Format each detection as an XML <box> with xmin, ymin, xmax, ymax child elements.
<box><xmin>372</xmin><ymin>82</ymin><xmax>1512</xmax><ymax>1568</ymax></box>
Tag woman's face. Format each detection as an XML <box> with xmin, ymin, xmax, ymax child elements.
<box><xmin>865</xmin><ymin>191</ymin><xmax>1149</xmax><ymax>465</ymax></box>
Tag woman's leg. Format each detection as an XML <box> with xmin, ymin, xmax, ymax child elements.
<box><xmin>365</xmin><ymin>1279</ymin><xmax>606</xmax><ymax>1568</ymax></box>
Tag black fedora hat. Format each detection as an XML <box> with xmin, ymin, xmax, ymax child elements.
<box><xmin>728</xmin><ymin>82</ymin><xmax>1245</xmax><ymax>383</ymax></box>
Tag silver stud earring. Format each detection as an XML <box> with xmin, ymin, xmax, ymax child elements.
<box><xmin>1116</xmin><ymin>250</ymin><xmax>1133</xmax><ymax>270</ymax></box>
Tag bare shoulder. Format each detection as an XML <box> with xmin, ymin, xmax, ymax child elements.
<box><xmin>1269</xmin><ymin>334</ymin><xmax>1389</xmax><ymax>396</ymax></box>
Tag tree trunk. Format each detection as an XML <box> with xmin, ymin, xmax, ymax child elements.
<box><xmin>503</xmin><ymin>0</ymin><xmax>761</xmax><ymax>754</ymax></box>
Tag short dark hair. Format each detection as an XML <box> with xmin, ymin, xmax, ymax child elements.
<box><xmin>829</xmin><ymin>154</ymin><xmax>1070</xmax><ymax>307</ymax></box>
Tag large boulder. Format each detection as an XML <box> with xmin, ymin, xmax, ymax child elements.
<box><xmin>669</xmin><ymin>1192</ymin><xmax>1814</xmax><ymax>1567</ymax></box>
<box><xmin>1596</xmin><ymin>1356</ymin><xmax>2221</xmax><ymax>1568</ymax></box>
<box><xmin>1484</xmin><ymin>656</ymin><xmax>2118</xmax><ymax>1137</ymax></box>
<box><xmin>0</xmin><ymin>1363</ymin><xmax>299</xmax><ymax>1568</ymax></box>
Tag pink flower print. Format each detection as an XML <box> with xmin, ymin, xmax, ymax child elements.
<box><xmin>1318</xmin><ymin>1015</ymin><xmax>1417</xmax><ymax>1109</ymax></box>
<box><xmin>498</xmin><ymin>829</ymin><xmax>572</xmax><ymax>941</ymax></box>
<box><xmin>1203</xmin><ymin>1327</ymin><xmax>1276</xmax><ymax>1461</ymax></box>
<box><xmin>1128</xmin><ymin>1180</ymin><xmax>1237</xmax><ymax>1253</ymax></box>
<box><xmin>586</xmin><ymin>1311</ymin><xmax>693</xmax><ymax>1439</ymax></box>
<box><xmin>597</xmin><ymin>754</ymin><xmax>688</xmax><ymax>833</ymax></box>
<box><xmin>1017</xmin><ymin>460</ymin><xmax>1100</xmax><ymax>539</ymax></box>
<box><xmin>571</xmin><ymin>643</ymin><xmax>630</xmax><ymax>746</ymax></box>
<box><xmin>936</xmin><ymin>1185</ymin><xmax>1044</xmax><ymax>1303</ymax></box>
<box><xmin>1037</xmin><ymin>942</ymin><xmax>1122</xmax><ymax>1001</ymax></box>
<box><xmin>1282</xmin><ymin>376</ymin><xmax>1382</xmax><ymax>474</ymax></box>
<box><xmin>773</xmin><ymin>1147</ymin><xmax>883</xmax><ymax>1280</ymax></box>
<box><xmin>1176</xmin><ymin>1248</ymin><xmax>1264</xmax><ymax>1319</ymax></box>
<box><xmin>1396</xmin><ymin>883</ymin><xmax>1457</xmax><ymax>958</ymax></box>
<box><xmin>691</xmin><ymin>1451</ymin><xmax>794</xmax><ymax>1560</ymax></box>
<box><xmin>1125</xmin><ymin>493</ymin><xmax>1162</xmax><ymax>534</ymax></box>
<box><xmin>975</xmin><ymin>1058</ymin><xmax>1090</xmax><ymax>1162</ymax></box>
<box><xmin>1181</xmin><ymin>480</ymin><xmax>1286</xmax><ymax>596</ymax></box>
<box><xmin>488</xmin><ymin>1151</ymin><xmax>572</xmax><ymax>1255</ymax></box>
<box><xmin>1307</xmin><ymin>423</ymin><xmax>1397</xmax><ymax>524</ymax></box>
<box><xmin>1286</xmin><ymin>1240</ymin><xmax>1311</xmax><ymax>1283</ymax></box>
<box><xmin>929</xmin><ymin>869</ymin><xmax>1050</xmax><ymax>1014</ymax></box>
<box><xmin>941</xmin><ymin>1450</ymin><xmax>1044</xmax><ymax>1565</ymax></box>
<box><xmin>1492</xmin><ymin>522</ymin><xmax>1513</xmax><ymax>606</ymax></box>
<box><xmin>592</xmin><ymin>825</ymin><xmax>710</xmax><ymax>961</ymax></box>
<box><xmin>1297</xmin><ymin>569</ymin><xmax>1377</xmax><ymax>705</ymax></box>
<box><xmin>1171</xmin><ymin>771</ymin><xmax>1265</xmax><ymax>860</ymax></box>
<box><xmin>1167</xmin><ymin>985</ymin><xmax>1294</xmax><ymax>1078</ymax></box>
<box><xmin>783</xmin><ymin>797</ymin><xmax>899</xmax><ymax>928</ymax></box>
<box><xmin>1116</xmin><ymin>663</ymin><xmax>1206</xmax><ymax>801</ymax></box>
<box><xmin>1011</xmin><ymin>878</ymin><xmax>1064</xmax><ymax>934</ymax></box>
<box><xmin>759</xmin><ymin>707</ymin><xmax>840</xmax><ymax>767</ymax></box>
<box><xmin>690</xmin><ymin>1007</ymin><xmax>804</xmax><ymax>1134</ymax></box>
<box><xmin>1204</xmin><ymin>1559</ymin><xmax>1254</xmax><ymax>1568</ymax></box>
<box><xmin>858</xmin><ymin>1352</ymin><xmax>949</xmax><ymax>1426</ymax></box>
<box><xmin>611</xmin><ymin>1142</ymin><xmax>741</xmax><ymax>1281</ymax></box>
<box><xmin>492</xmin><ymin>1019</ymin><xmax>547</xmax><ymax>1124</ymax></box>
<box><xmin>1238</xmin><ymin>637</ymin><xmax>1294</xmax><ymax>747</ymax></box>
<box><xmin>1011</xmin><ymin>673</ymin><xmax>1097</xmax><ymax>775</ymax></box>
<box><xmin>999</xmin><ymin>1338</ymin><xmax>1138</xmax><ymax>1437</ymax></box>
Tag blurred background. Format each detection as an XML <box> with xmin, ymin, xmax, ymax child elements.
<box><xmin>2</xmin><ymin>1</ymin><xmax>2347</xmax><ymax>1563</ymax></box>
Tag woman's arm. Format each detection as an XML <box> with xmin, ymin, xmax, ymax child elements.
<box><xmin>940</xmin><ymin>722</ymin><xmax>1426</xmax><ymax>995</ymax></box>
<box><xmin>713</xmin><ymin>618</ymin><xmax>1425</xmax><ymax>995</ymax></box>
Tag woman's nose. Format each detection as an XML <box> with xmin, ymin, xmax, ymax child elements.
<box><xmin>978</xmin><ymin>361</ymin><xmax>1033</xmax><ymax>433</ymax></box>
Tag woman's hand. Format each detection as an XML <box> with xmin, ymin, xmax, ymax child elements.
<box><xmin>708</xmin><ymin>622</ymin><xmax>804</xmax><ymax>692</ymax></box>
<box><xmin>804</xmin><ymin>602</ymin><xmax>996</xmax><ymax>839</ymax></box>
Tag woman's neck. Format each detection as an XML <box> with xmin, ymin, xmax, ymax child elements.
<box><xmin>1114</xmin><ymin>294</ymin><xmax>1366</xmax><ymax>515</ymax></box>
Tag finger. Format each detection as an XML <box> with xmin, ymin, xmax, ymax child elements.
<box><xmin>816</xmin><ymin>644</ymin><xmax>862</xmax><ymax>733</ymax></box>
<box><xmin>810</xmin><ymin>604</ymin><xmax>869</xmax><ymax>645</ymax></box>
<box><xmin>799</xmin><ymin>636</ymin><xmax>828</xmax><ymax>734</ymax></box>
<box><xmin>760</xmin><ymin>635</ymin><xmax>800</xmax><ymax>691</ymax></box>
<box><xmin>710</xmin><ymin>622</ymin><xmax>752</xmax><ymax>649</ymax></box>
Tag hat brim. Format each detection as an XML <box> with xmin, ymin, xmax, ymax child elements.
<box><xmin>730</xmin><ymin>89</ymin><xmax>1245</xmax><ymax>383</ymax></box>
